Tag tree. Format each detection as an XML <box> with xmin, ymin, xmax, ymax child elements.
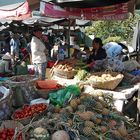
<box><xmin>85</xmin><ymin>13</ymin><xmax>140</xmax><ymax>44</ymax></box>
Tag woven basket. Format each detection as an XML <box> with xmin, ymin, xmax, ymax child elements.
<box><xmin>88</xmin><ymin>71</ymin><xmax>124</xmax><ymax>90</ymax></box>
<box><xmin>11</xmin><ymin>104</ymin><xmax>47</xmax><ymax>125</ymax></box>
<box><xmin>7</xmin><ymin>75</ymin><xmax>38</xmax><ymax>86</ymax></box>
<box><xmin>37</xmin><ymin>86</ymin><xmax>64</xmax><ymax>99</ymax></box>
<box><xmin>0</xmin><ymin>120</ymin><xmax>25</xmax><ymax>140</ymax></box>
<box><xmin>53</xmin><ymin>67</ymin><xmax>76</xmax><ymax>79</ymax></box>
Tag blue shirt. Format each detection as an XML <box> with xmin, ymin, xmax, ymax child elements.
<box><xmin>103</xmin><ymin>42</ymin><xmax>122</xmax><ymax>59</ymax></box>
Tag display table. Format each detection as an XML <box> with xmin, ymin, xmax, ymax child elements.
<box><xmin>52</xmin><ymin>75</ymin><xmax>139</xmax><ymax>112</ymax></box>
<box><xmin>94</xmin><ymin>84</ymin><xmax>139</xmax><ymax>112</ymax></box>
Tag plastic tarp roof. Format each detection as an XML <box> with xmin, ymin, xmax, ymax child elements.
<box><xmin>40</xmin><ymin>1</ymin><xmax>135</xmax><ymax>20</ymax></box>
<box><xmin>49</xmin><ymin>0</ymin><xmax>130</xmax><ymax>8</ymax></box>
<box><xmin>0</xmin><ymin>0</ymin><xmax>31</xmax><ymax>20</ymax></box>
<box><xmin>22</xmin><ymin>16</ymin><xmax>65</xmax><ymax>25</ymax></box>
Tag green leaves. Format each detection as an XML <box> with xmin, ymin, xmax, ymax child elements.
<box><xmin>85</xmin><ymin>13</ymin><xmax>140</xmax><ymax>44</ymax></box>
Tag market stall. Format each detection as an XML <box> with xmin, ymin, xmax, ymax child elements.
<box><xmin>0</xmin><ymin>0</ymin><xmax>140</xmax><ymax>139</ymax></box>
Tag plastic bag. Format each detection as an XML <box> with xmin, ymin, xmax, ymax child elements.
<box><xmin>49</xmin><ymin>85</ymin><xmax>80</xmax><ymax>107</ymax></box>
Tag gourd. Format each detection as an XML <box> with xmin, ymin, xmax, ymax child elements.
<box><xmin>51</xmin><ymin>130</ymin><xmax>70</xmax><ymax>140</ymax></box>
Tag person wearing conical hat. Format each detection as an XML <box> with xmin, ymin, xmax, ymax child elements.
<box><xmin>0</xmin><ymin>52</ymin><xmax>12</xmax><ymax>74</ymax></box>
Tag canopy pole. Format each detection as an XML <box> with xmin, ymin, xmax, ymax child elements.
<box><xmin>67</xmin><ymin>18</ymin><xmax>71</xmax><ymax>58</ymax></box>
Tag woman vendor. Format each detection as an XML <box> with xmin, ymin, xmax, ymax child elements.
<box><xmin>87</xmin><ymin>38</ymin><xmax>107</xmax><ymax>63</ymax></box>
<box><xmin>87</xmin><ymin>38</ymin><xmax>107</xmax><ymax>70</ymax></box>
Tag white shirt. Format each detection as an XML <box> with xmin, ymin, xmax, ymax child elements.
<box><xmin>31</xmin><ymin>36</ymin><xmax>47</xmax><ymax>64</ymax></box>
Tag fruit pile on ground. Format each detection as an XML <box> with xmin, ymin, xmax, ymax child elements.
<box><xmin>26</xmin><ymin>92</ymin><xmax>140</xmax><ymax>140</ymax></box>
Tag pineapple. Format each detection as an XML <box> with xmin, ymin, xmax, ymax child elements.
<box><xmin>75</xmin><ymin>98</ymin><xmax>81</xmax><ymax>105</ymax></box>
<box><xmin>70</xmin><ymin>99</ymin><xmax>78</xmax><ymax>110</ymax></box>
<box><xmin>65</xmin><ymin>106</ymin><xmax>73</xmax><ymax>113</ymax></box>
<box><xmin>102</xmin><ymin>108</ymin><xmax>110</xmax><ymax>115</ymax></box>
<box><xmin>78</xmin><ymin>112</ymin><xmax>91</xmax><ymax>121</ymax></box>
<box><xmin>100</xmin><ymin>126</ymin><xmax>108</xmax><ymax>133</ymax></box>
<box><xmin>67</xmin><ymin>119</ymin><xmax>73</xmax><ymax>126</ymax></box>
<box><xmin>83</xmin><ymin>127</ymin><xmax>93</xmax><ymax>137</ymax></box>
<box><xmin>84</xmin><ymin>121</ymin><xmax>94</xmax><ymax>128</ymax></box>
<box><xmin>95</xmin><ymin>102</ymin><xmax>103</xmax><ymax>110</ymax></box>
<box><xmin>118</xmin><ymin>126</ymin><xmax>128</xmax><ymax>137</ymax></box>
<box><xmin>78</xmin><ymin>104</ymin><xmax>86</xmax><ymax>112</ymax></box>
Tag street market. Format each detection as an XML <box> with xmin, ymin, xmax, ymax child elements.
<box><xmin>0</xmin><ymin>0</ymin><xmax>140</xmax><ymax>139</ymax></box>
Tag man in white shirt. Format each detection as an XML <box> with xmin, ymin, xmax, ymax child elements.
<box><xmin>30</xmin><ymin>30</ymin><xmax>48</xmax><ymax>80</ymax></box>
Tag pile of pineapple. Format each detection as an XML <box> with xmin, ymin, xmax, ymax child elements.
<box><xmin>44</xmin><ymin>92</ymin><xmax>139</xmax><ymax>139</ymax></box>
<box><xmin>27</xmin><ymin>92</ymin><xmax>140</xmax><ymax>140</ymax></box>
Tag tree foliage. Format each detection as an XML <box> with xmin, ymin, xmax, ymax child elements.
<box><xmin>85</xmin><ymin>13</ymin><xmax>140</xmax><ymax>44</ymax></box>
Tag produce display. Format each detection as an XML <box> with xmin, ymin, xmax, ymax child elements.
<box><xmin>0</xmin><ymin>128</ymin><xmax>23</xmax><ymax>140</ymax></box>
<box><xmin>26</xmin><ymin>92</ymin><xmax>140</xmax><ymax>140</ymax></box>
<box><xmin>54</xmin><ymin>59</ymin><xmax>87</xmax><ymax>71</ymax></box>
<box><xmin>74</xmin><ymin>69</ymin><xmax>89</xmax><ymax>81</ymax></box>
<box><xmin>36</xmin><ymin>80</ymin><xmax>63</xmax><ymax>90</ymax></box>
<box><xmin>12</xmin><ymin>103</ymin><xmax>47</xmax><ymax>120</ymax></box>
<box><xmin>88</xmin><ymin>73</ymin><xmax>123</xmax><ymax>83</ymax></box>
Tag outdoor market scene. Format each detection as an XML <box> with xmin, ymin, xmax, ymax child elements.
<box><xmin>1</xmin><ymin>0</ymin><xmax>140</xmax><ymax>139</ymax></box>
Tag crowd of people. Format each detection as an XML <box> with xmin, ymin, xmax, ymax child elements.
<box><xmin>0</xmin><ymin>28</ymin><xmax>136</xmax><ymax>80</ymax></box>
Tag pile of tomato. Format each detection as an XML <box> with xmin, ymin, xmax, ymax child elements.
<box><xmin>13</xmin><ymin>103</ymin><xmax>47</xmax><ymax>119</ymax></box>
<box><xmin>0</xmin><ymin>128</ymin><xmax>23</xmax><ymax>140</ymax></box>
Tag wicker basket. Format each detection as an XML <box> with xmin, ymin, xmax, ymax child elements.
<box><xmin>88</xmin><ymin>71</ymin><xmax>124</xmax><ymax>90</ymax></box>
<box><xmin>7</xmin><ymin>75</ymin><xmax>38</xmax><ymax>86</ymax></box>
<box><xmin>0</xmin><ymin>120</ymin><xmax>25</xmax><ymax>140</ymax></box>
<box><xmin>37</xmin><ymin>86</ymin><xmax>64</xmax><ymax>99</ymax></box>
<box><xmin>53</xmin><ymin>67</ymin><xmax>76</xmax><ymax>79</ymax></box>
<box><xmin>11</xmin><ymin>104</ymin><xmax>47</xmax><ymax>125</ymax></box>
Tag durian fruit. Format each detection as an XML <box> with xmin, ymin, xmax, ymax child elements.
<box><xmin>102</xmin><ymin>108</ymin><xmax>110</xmax><ymax>115</ymax></box>
<box><xmin>83</xmin><ymin>127</ymin><xmax>93</xmax><ymax>137</ymax></box>
<box><xmin>70</xmin><ymin>99</ymin><xmax>78</xmax><ymax>110</ymax></box>
<box><xmin>117</xmin><ymin>126</ymin><xmax>128</xmax><ymax>137</ymax></box>
<box><xmin>84</xmin><ymin>121</ymin><xmax>94</xmax><ymax>128</ymax></box>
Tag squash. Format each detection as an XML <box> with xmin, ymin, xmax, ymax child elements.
<box><xmin>51</xmin><ymin>130</ymin><xmax>70</xmax><ymax>140</ymax></box>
